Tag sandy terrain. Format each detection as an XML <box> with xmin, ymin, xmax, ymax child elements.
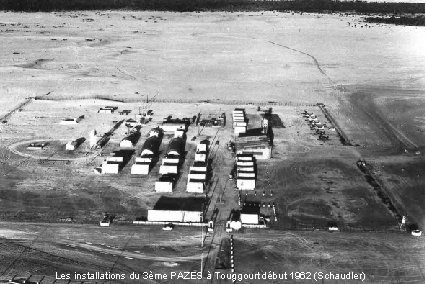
<box><xmin>0</xmin><ymin>10</ymin><xmax>424</xmax><ymax>283</ymax></box>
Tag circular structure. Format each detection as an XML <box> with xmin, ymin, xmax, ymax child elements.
<box><xmin>9</xmin><ymin>139</ymin><xmax>98</xmax><ymax>161</ymax></box>
<box><xmin>411</xmin><ymin>230</ymin><xmax>422</xmax><ymax>237</ymax></box>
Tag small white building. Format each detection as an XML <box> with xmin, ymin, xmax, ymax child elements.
<box><xmin>60</xmin><ymin>115</ymin><xmax>84</xmax><ymax>125</ymax></box>
<box><xmin>131</xmin><ymin>162</ymin><xmax>150</xmax><ymax>175</ymax></box>
<box><xmin>237</xmin><ymin>177</ymin><xmax>256</xmax><ymax>190</ymax></box>
<box><xmin>236</xmin><ymin>154</ymin><xmax>254</xmax><ymax>161</ymax></box>
<box><xmin>101</xmin><ymin>162</ymin><xmax>119</xmax><ymax>174</ymax></box>
<box><xmin>233</xmin><ymin>121</ymin><xmax>248</xmax><ymax>128</ymax></box>
<box><xmin>66</xmin><ymin>141</ymin><xmax>77</xmax><ymax>151</ymax></box>
<box><xmin>190</xmin><ymin>161</ymin><xmax>207</xmax><ymax>173</ymax></box>
<box><xmin>240</xmin><ymin>205</ymin><xmax>260</xmax><ymax>224</ymax></box>
<box><xmin>120</xmin><ymin>139</ymin><xmax>133</xmax><ymax>148</ymax></box>
<box><xmin>237</xmin><ymin>166</ymin><xmax>255</xmax><ymax>173</ymax></box>
<box><xmin>186</xmin><ymin>179</ymin><xmax>205</xmax><ymax>193</ymax></box>
<box><xmin>234</xmin><ymin>126</ymin><xmax>247</xmax><ymax>135</ymax></box>
<box><xmin>174</xmin><ymin>129</ymin><xmax>185</xmax><ymax>138</ymax></box>
<box><xmin>155</xmin><ymin>181</ymin><xmax>173</xmax><ymax>192</ymax></box>
<box><xmin>188</xmin><ymin>171</ymin><xmax>206</xmax><ymax>181</ymax></box>
<box><xmin>135</xmin><ymin>156</ymin><xmax>152</xmax><ymax>163</ymax></box>
<box><xmin>162</xmin><ymin>156</ymin><xmax>180</xmax><ymax>165</ymax></box>
<box><xmin>237</xmin><ymin>160</ymin><xmax>255</xmax><ymax>167</ymax></box>
<box><xmin>155</xmin><ymin>175</ymin><xmax>176</xmax><ymax>192</ymax></box>
<box><xmin>98</xmin><ymin>108</ymin><xmax>114</xmax><ymax>114</ymax></box>
<box><xmin>237</xmin><ymin>172</ymin><xmax>256</xmax><ymax>178</ymax></box>
<box><xmin>159</xmin><ymin>164</ymin><xmax>178</xmax><ymax>175</ymax></box>
<box><xmin>196</xmin><ymin>143</ymin><xmax>207</xmax><ymax>152</ymax></box>
<box><xmin>66</xmin><ymin>138</ymin><xmax>85</xmax><ymax>151</ymax></box>
<box><xmin>160</xmin><ymin>122</ymin><xmax>186</xmax><ymax>133</ymax></box>
<box><xmin>195</xmin><ymin>152</ymin><xmax>207</xmax><ymax>162</ymax></box>
<box><xmin>106</xmin><ymin>156</ymin><xmax>123</xmax><ymax>163</ymax></box>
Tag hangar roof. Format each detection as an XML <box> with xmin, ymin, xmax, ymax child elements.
<box><xmin>153</xmin><ymin>196</ymin><xmax>206</xmax><ymax>211</ymax></box>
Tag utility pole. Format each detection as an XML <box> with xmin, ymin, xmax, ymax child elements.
<box><xmin>201</xmin><ymin>224</ymin><xmax>204</xmax><ymax>247</ymax></box>
<box><xmin>200</xmin><ymin>252</ymin><xmax>203</xmax><ymax>274</ymax></box>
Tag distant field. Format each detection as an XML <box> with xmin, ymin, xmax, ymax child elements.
<box><xmin>0</xmin><ymin>0</ymin><xmax>424</xmax><ymax>15</ymax></box>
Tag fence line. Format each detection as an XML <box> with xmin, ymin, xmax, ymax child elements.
<box><xmin>133</xmin><ymin>220</ymin><xmax>209</xmax><ymax>227</ymax></box>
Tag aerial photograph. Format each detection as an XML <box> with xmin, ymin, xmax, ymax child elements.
<box><xmin>0</xmin><ymin>0</ymin><xmax>424</xmax><ymax>283</ymax></box>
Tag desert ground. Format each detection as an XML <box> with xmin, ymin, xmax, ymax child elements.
<box><xmin>0</xmin><ymin>10</ymin><xmax>424</xmax><ymax>283</ymax></box>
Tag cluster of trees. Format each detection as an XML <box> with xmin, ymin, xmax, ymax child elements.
<box><xmin>0</xmin><ymin>0</ymin><xmax>424</xmax><ymax>15</ymax></box>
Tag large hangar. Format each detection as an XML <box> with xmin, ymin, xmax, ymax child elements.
<box><xmin>147</xmin><ymin>196</ymin><xmax>206</xmax><ymax>222</ymax></box>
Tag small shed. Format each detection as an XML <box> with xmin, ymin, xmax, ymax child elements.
<box><xmin>237</xmin><ymin>172</ymin><xmax>256</xmax><ymax>178</ymax></box>
<box><xmin>237</xmin><ymin>176</ymin><xmax>256</xmax><ymax>190</ymax></box>
<box><xmin>159</xmin><ymin>164</ymin><xmax>178</xmax><ymax>175</ymax></box>
<box><xmin>98</xmin><ymin>108</ymin><xmax>114</xmax><ymax>113</ymax></box>
<box><xmin>155</xmin><ymin>175</ymin><xmax>177</xmax><ymax>192</ymax></box>
<box><xmin>195</xmin><ymin>151</ymin><xmax>207</xmax><ymax>162</ymax></box>
<box><xmin>196</xmin><ymin>143</ymin><xmax>208</xmax><ymax>152</ymax></box>
<box><xmin>135</xmin><ymin>156</ymin><xmax>153</xmax><ymax>163</ymax></box>
<box><xmin>187</xmin><ymin>179</ymin><xmax>205</xmax><ymax>193</ymax></box>
<box><xmin>237</xmin><ymin>160</ymin><xmax>255</xmax><ymax>167</ymax></box>
<box><xmin>234</xmin><ymin>126</ymin><xmax>247</xmax><ymax>135</ymax></box>
<box><xmin>131</xmin><ymin>162</ymin><xmax>150</xmax><ymax>175</ymax></box>
<box><xmin>188</xmin><ymin>170</ymin><xmax>206</xmax><ymax>181</ymax></box>
<box><xmin>60</xmin><ymin>115</ymin><xmax>84</xmax><ymax>125</ymax></box>
<box><xmin>236</xmin><ymin>154</ymin><xmax>254</xmax><ymax>161</ymax></box>
<box><xmin>241</xmin><ymin>204</ymin><xmax>260</xmax><ymax>224</ymax></box>
<box><xmin>161</xmin><ymin>122</ymin><xmax>186</xmax><ymax>132</ymax></box>
<box><xmin>101</xmin><ymin>161</ymin><xmax>119</xmax><ymax>174</ymax></box>
<box><xmin>190</xmin><ymin>161</ymin><xmax>207</xmax><ymax>173</ymax></box>
<box><xmin>65</xmin><ymin>137</ymin><xmax>85</xmax><ymax>151</ymax></box>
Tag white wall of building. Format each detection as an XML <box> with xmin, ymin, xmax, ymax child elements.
<box><xmin>159</xmin><ymin>165</ymin><xmax>178</xmax><ymax>175</ymax></box>
<box><xmin>237</xmin><ymin>178</ymin><xmax>256</xmax><ymax>190</ymax></box>
<box><xmin>155</xmin><ymin>181</ymin><xmax>173</xmax><ymax>192</ymax></box>
<box><xmin>131</xmin><ymin>163</ymin><xmax>150</xmax><ymax>175</ymax></box>
<box><xmin>187</xmin><ymin>182</ymin><xmax>204</xmax><ymax>193</ymax></box>
<box><xmin>102</xmin><ymin>163</ymin><xmax>119</xmax><ymax>174</ymax></box>
<box><xmin>147</xmin><ymin>210</ymin><xmax>202</xmax><ymax>222</ymax></box>
<box><xmin>241</xmin><ymin>213</ymin><xmax>259</xmax><ymax>224</ymax></box>
<box><xmin>120</xmin><ymin>140</ymin><xmax>133</xmax><ymax>148</ymax></box>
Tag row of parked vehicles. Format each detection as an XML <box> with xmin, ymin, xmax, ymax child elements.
<box><xmin>302</xmin><ymin>110</ymin><xmax>330</xmax><ymax>141</ymax></box>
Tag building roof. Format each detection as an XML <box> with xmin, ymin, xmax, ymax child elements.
<box><xmin>241</xmin><ymin>204</ymin><xmax>260</xmax><ymax>215</ymax></box>
<box><xmin>236</xmin><ymin>135</ymin><xmax>271</xmax><ymax>150</ymax></box>
<box><xmin>153</xmin><ymin>196</ymin><xmax>206</xmax><ymax>211</ymax></box>
<box><xmin>142</xmin><ymin>136</ymin><xmax>161</xmax><ymax>153</ymax></box>
<box><xmin>168</xmin><ymin>137</ymin><xmax>185</xmax><ymax>155</ymax></box>
<box><xmin>122</xmin><ymin>131</ymin><xmax>141</xmax><ymax>144</ymax></box>
<box><xmin>192</xmin><ymin>161</ymin><xmax>207</xmax><ymax>167</ymax></box>
<box><xmin>159</xmin><ymin>174</ymin><xmax>177</xmax><ymax>182</ymax></box>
